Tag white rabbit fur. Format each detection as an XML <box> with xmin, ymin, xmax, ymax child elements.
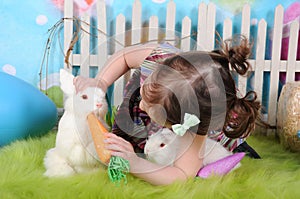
<box><xmin>144</xmin><ymin>128</ymin><xmax>181</xmax><ymax>166</ymax></box>
<box><xmin>144</xmin><ymin>128</ymin><xmax>234</xmax><ymax>167</ymax></box>
<box><xmin>44</xmin><ymin>69</ymin><xmax>108</xmax><ymax>177</ymax></box>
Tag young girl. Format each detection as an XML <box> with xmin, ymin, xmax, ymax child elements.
<box><xmin>73</xmin><ymin>36</ymin><xmax>260</xmax><ymax>185</ymax></box>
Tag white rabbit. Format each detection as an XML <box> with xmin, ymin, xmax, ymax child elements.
<box><xmin>144</xmin><ymin>128</ymin><xmax>234</xmax><ymax>167</ymax></box>
<box><xmin>44</xmin><ymin>69</ymin><xmax>108</xmax><ymax>177</ymax></box>
<box><xmin>202</xmin><ymin>138</ymin><xmax>234</xmax><ymax>166</ymax></box>
<box><xmin>144</xmin><ymin>128</ymin><xmax>181</xmax><ymax>166</ymax></box>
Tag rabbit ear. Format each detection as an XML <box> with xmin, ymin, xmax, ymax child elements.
<box><xmin>60</xmin><ymin>69</ymin><xmax>75</xmax><ymax>95</ymax></box>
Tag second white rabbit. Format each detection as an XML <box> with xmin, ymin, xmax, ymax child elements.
<box><xmin>144</xmin><ymin>128</ymin><xmax>234</xmax><ymax>166</ymax></box>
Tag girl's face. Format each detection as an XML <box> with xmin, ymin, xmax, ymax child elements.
<box><xmin>139</xmin><ymin>96</ymin><xmax>149</xmax><ymax>113</ymax></box>
<box><xmin>140</xmin><ymin>86</ymin><xmax>169</xmax><ymax>127</ymax></box>
<box><xmin>139</xmin><ymin>87</ymin><xmax>151</xmax><ymax>115</ymax></box>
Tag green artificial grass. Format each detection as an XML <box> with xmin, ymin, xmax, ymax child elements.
<box><xmin>41</xmin><ymin>86</ymin><xmax>63</xmax><ymax>108</ymax></box>
<box><xmin>0</xmin><ymin>131</ymin><xmax>300</xmax><ymax>199</ymax></box>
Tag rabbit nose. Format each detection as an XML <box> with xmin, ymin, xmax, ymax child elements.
<box><xmin>96</xmin><ymin>103</ymin><xmax>102</xmax><ymax>108</ymax></box>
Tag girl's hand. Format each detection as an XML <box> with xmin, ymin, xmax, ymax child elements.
<box><xmin>73</xmin><ymin>76</ymin><xmax>108</xmax><ymax>93</ymax></box>
<box><xmin>104</xmin><ymin>133</ymin><xmax>139</xmax><ymax>165</ymax></box>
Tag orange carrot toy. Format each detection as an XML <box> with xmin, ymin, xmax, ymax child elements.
<box><xmin>87</xmin><ymin>113</ymin><xmax>111</xmax><ymax>164</ymax></box>
<box><xmin>87</xmin><ymin>112</ymin><xmax>130</xmax><ymax>184</ymax></box>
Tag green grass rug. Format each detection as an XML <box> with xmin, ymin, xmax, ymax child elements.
<box><xmin>0</xmin><ymin>131</ymin><xmax>300</xmax><ymax>199</ymax></box>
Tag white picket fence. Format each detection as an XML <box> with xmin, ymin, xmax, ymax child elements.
<box><xmin>63</xmin><ymin>0</ymin><xmax>300</xmax><ymax>127</ymax></box>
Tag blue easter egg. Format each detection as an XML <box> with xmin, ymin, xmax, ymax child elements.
<box><xmin>0</xmin><ymin>72</ymin><xmax>57</xmax><ymax>146</ymax></box>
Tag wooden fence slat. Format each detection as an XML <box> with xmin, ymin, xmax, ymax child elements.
<box><xmin>115</xmin><ymin>14</ymin><xmax>126</xmax><ymax>51</ymax></box>
<box><xmin>237</xmin><ymin>75</ymin><xmax>248</xmax><ymax>97</ymax></box>
<box><xmin>166</xmin><ymin>0</ymin><xmax>176</xmax><ymax>46</ymax></box>
<box><xmin>131</xmin><ymin>0</ymin><xmax>142</xmax><ymax>45</ymax></box>
<box><xmin>223</xmin><ymin>18</ymin><xmax>232</xmax><ymax>41</ymax></box>
<box><xmin>80</xmin><ymin>13</ymin><xmax>90</xmax><ymax>77</ymax></box>
<box><xmin>97</xmin><ymin>0</ymin><xmax>107</xmax><ymax>71</ymax></box>
<box><xmin>254</xmin><ymin>19</ymin><xmax>267</xmax><ymax>103</ymax></box>
<box><xmin>286</xmin><ymin>21</ymin><xmax>299</xmax><ymax>83</ymax></box>
<box><xmin>114</xmin><ymin>14</ymin><xmax>126</xmax><ymax>107</ymax></box>
<box><xmin>181</xmin><ymin>16</ymin><xmax>191</xmax><ymax>51</ymax></box>
<box><xmin>268</xmin><ymin>5</ymin><xmax>284</xmax><ymax>126</ymax></box>
<box><xmin>197</xmin><ymin>2</ymin><xmax>207</xmax><ymax>50</ymax></box>
<box><xmin>64</xmin><ymin>0</ymin><xmax>73</xmax><ymax>72</ymax></box>
<box><xmin>241</xmin><ymin>4</ymin><xmax>251</xmax><ymax>39</ymax></box>
<box><xmin>206</xmin><ymin>3</ymin><xmax>216</xmax><ymax>51</ymax></box>
<box><xmin>222</xmin><ymin>18</ymin><xmax>234</xmax><ymax>86</ymax></box>
<box><xmin>238</xmin><ymin>4</ymin><xmax>251</xmax><ymax>96</ymax></box>
<box><xmin>149</xmin><ymin>16</ymin><xmax>159</xmax><ymax>43</ymax></box>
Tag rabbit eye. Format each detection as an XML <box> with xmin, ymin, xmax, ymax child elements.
<box><xmin>160</xmin><ymin>143</ymin><xmax>165</xmax><ymax>148</ymax></box>
<box><xmin>81</xmin><ymin>95</ymin><xmax>88</xmax><ymax>100</ymax></box>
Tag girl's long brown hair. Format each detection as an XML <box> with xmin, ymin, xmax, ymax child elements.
<box><xmin>142</xmin><ymin>35</ymin><xmax>261</xmax><ymax>138</ymax></box>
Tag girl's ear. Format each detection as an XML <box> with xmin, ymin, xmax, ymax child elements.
<box><xmin>60</xmin><ymin>69</ymin><xmax>75</xmax><ymax>95</ymax></box>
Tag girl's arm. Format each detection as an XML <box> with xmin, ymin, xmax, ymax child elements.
<box><xmin>73</xmin><ymin>43</ymin><xmax>158</xmax><ymax>93</ymax></box>
<box><xmin>105</xmin><ymin>133</ymin><xmax>206</xmax><ymax>185</ymax></box>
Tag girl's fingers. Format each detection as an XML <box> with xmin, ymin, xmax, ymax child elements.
<box><xmin>105</xmin><ymin>137</ymin><xmax>132</xmax><ymax>152</ymax></box>
<box><xmin>105</xmin><ymin>134</ymin><xmax>135</xmax><ymax>153</ymax></box>
<box><xmin>109</xmin><ymin>146</ymin><xmax>137</xmax><ymax>161</ymax></box>
<box><xmin>110</xmin><ymin>151</ymin><xmax>126</xmax><ymax>159</ymax></box>
<box><xmin>105</xmin><ymin>143</ymin><xmax>124</xmax><ymax>152</ymax></box>
<box><xmin>77</xmin><ymin>84</ymin><xmax>88</xmax><ymax>93</ymax></box>
<box><xmin>105</xmin><ymin>134</ymin><xmax>131</xmax><ymax>146</ymax></box>
<box><xmin>73</xmin><ymin>76</ymin><xmax>92</xmax><ymax>93</ymax></box>
<box><xmin>73</xmin><ymin>77</ymin><xmax>105</xmax><ymax>93</ymax></box>
<box><xmin>73</xmin><ymin>76</ymin><xmax>77</xmax><ymax>84</ymax></box>
<box><xmin>105</xmin><ymin>133</ymin><xmax>119</xmax><ymax>139</ymax></box>
<box><xmin>105</xmin><ymin>142</ymin><xmax>135</xmax><ymax>160</ymax></box>
<box><xmin>73</xmin><ymin>76</ymin><xmax>84</xmax><ymax>93</ymax></box>
<box><xmin>104</xmin><ymin>134</ymin><xmax>138</xmax><ymax>162</ymax></box>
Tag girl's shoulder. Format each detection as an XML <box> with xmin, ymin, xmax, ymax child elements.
<box><xmin>140</xmin><ymin>42</ymin><xmax>181</xmax><ymax>83</ymax></box>
<box><xmin>145</xmin><ymin>42</ymin><xmax>181</xmax><ymax>63</ymax></box>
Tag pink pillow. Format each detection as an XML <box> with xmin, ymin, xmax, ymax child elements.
<box><xmin>197</xmin><ymin>152</ymin><xmax>246</xmax><ymax>178</ymax></box>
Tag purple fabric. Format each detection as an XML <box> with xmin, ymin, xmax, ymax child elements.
<box><xmin>197</xmin><ymin>152</ymin><xmax>246</xmax><ymax>178</ymax></box>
